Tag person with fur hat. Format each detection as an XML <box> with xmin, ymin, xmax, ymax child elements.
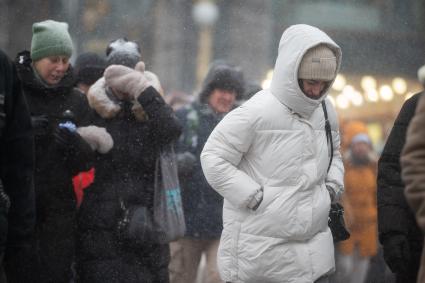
<box><xmin>9</xmin><ymin>19</ymin><xmax>97</xmax><ymax>282</ymax></box>
<box><xmin>200</xmin><ymin>24</ymin><xmax>344</xmax><ymax>282</ymax></box>
<box><xmin>75</xmin><ymin>38</ymin><xmax>182</xmax><ymax>283</ymax></box>
<box><xmin>169</xmin><ymin>60</ymin><xmax>244</xmax><ymax>283</ymax></box>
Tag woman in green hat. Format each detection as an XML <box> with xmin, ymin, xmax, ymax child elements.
<box><xmin>5</xmin><ymin>19</ymin><xmax>95</xmax><ymax>283</ymax></box>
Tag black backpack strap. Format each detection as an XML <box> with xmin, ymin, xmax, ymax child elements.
<box><xmin>322</xmin><ymin>101</ymin><xmax>333</xmax><ymax>173</ymax></box>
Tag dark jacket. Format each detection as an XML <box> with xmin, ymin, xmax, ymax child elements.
<box><xmin>0</xmin><ymin>49</ymin><xmax>34</xmax><ymax>262</ymax></box>
<box><xmin>76</xmin><ymin>80</ymin><xmax>181</xmax><ymax>282</ymax></box>
<box><xmin>9</xmin><ymin>50</ymin><xmax>94</xmax><ymax>283</ymax></box>
<box><xmin>377</xmin><ymin>91</ymin><xmax>424</xmax><ymax>282</ymax></box>
<box><xmin>402</xmin><ymin>94</ymin><xmax>425</xmax><ymax>283</ymax></box>
<box><xmin>175</xmin><ymin>102</ymin><xmax>225</xmax><ymax>238</ymax></box>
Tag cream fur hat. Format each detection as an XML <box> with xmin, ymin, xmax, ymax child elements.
<box><xmin>298</xmin><ymin>44</ymin><xmax>337</xmax><ymax>81</ymax></box>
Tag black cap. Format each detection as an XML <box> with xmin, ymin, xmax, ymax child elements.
<box><xmin>199</xmin><ymin>60</ymin><xmax>245</xmax><ymax>103</ymax></box>
<box><xmin>74</xmin><ymin>52</ymin><xmax>106</xmax><ymax>85</ymax></box>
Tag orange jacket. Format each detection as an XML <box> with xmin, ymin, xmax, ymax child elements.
<box><xmin>338</xmin><ymin>160</ymin><xmax>378</xmax><ymax>257</ymax></box>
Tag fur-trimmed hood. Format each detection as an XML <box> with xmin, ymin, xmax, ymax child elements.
<box><xmin>87</xmin><ymin>77</ymin><xmax>147</xmax><ymax>121</ymax></box>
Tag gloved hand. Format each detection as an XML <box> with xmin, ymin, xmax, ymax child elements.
<box><xmin>104</xmin><ymin>61</ymin><xmax>151</xmax><ymax>100</ymax></box>
<box><xmin>53</xmin><ymin>127</ymin><xmax>88</xmax><ymax>155</ymax></box>
<box><xmin>31</xmin><ymin>114</ymin><xmax>49</xmax><ymax>135</ymax></box>
<box><xmin>247</xmin><ymin>187</ymin><xmax>264</xmax><ymax>211</ymax></box>
<box><xmin>382</xmin><ymin>234</ymin><xmax>410</xmax><ymax>274</ymax></box>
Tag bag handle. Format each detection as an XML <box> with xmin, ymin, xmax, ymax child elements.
<box><xmin>322</xmin><ymin>101</ymin><xmax>333</xmax><ymax>173</ymax></box>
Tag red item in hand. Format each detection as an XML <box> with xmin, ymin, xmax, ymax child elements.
<box><xmin>72</xmin><ymin>167</ymin><xmax>95</xmax><ymax>208</ymax></box>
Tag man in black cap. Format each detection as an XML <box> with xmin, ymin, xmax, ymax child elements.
<box><xmin>74</xmin><ymin>52</ymin><xmax>106</xmax><ymax>94</ymax></box>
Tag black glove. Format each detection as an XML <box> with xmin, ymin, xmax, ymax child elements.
<box><xmin>53</xmin><ymin>126</ymin><xmax>94</xmax><ymax>175</ymax></box>
<box><xmin>31</xmin><ymin>114</ymin><xmax>49</xmax><ymax>135</ymax></box>
<box><xmin>382</xmin><ymin>234</ymin><xmax>410</xmax><ymax>274</ymax></box>
<box><xmin>54</xmin><ymin>127</ymin><xmax>86</xmax><ymax>155</ymax></box>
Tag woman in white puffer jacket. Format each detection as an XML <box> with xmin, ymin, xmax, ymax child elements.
<box><xmin>201</xmin><ymin>24</ymin><xmax>344</xmax><ymax>283</ymax></box>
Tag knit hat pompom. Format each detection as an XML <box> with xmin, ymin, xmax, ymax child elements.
<box><xmin>31</xmin><ymin>20</ymin><xmax>73</xmax><ymax>62</ymax></box>
<box><xmin>199</xmin><ymin>61</ymin><xmax>245</xmax><ymax>103</ymax></box>
<box><xmin>298</xmin><ymin>44</ymin><xmax>337</xmax><ymax>81</ymax></box>
<box><xmin>74</xmin><ymin>52</ymin><xmax>106</xmax><ymax>85</ymax></box>
<box><xmin>106</xmin><ymin>38</ymin><xmax>141</xmax><ymax>68</ymax></box>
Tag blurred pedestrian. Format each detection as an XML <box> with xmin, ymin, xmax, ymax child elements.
<box><xmin>0</xmin><ymin>49</ymin><xmax>35</xmax><ymax>283</ymax></box>
<box><xmin>72</xmin><ymin>52</ymin><xmax>106</xmax><ymax>209</ymax></box>
<box><xmin>169</xmin><ymin>61</ymin><xmax>244</xmax><ymax>283</ymax></box>
<box><xmin>75</xmin><ymin>38</ymin><xmax>181</xmax><ymax>283</ymax></box>
<box><xmin>200</xmin><ymin>24</ymin><xmax>344</xmax><ymax>283</ymax></box>
<box><xmin>336</xmin><ymin>131</ymin><xmax>378</xmax><ymax>283</ymax></box>
<box><xmin>8</xmin><ymin>19</ymin><xmax>95</xmax><ymax>283</ymax></box>
<box><xmin>401</xmin><ymin>93</ymin><xmax>425</xmax><ymax>283</ymax></box>
<box><xmin>165</xmin><ymin>90</ymin><xmax>194</xmax><ymax>111</ymax></box>
<box><xmin>377</xmin><ymin>76</ymin><xmax>424</xmax><ymax>282</ymax></box>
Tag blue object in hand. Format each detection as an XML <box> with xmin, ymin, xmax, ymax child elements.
<box><xmin>59</xmin><ymin>109</ymin><xmax>76</xmax><ymax>132</ymax></box>
<box><xmin>59</xmin><ymin>121</ymin><xmax>76</xmax><ymax>132</ymax></box>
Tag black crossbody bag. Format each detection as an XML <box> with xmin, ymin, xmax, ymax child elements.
<box><xmin>322</xmin><ymin>101</ymin><xmax>350</xmax><ymax>243</ymax></box>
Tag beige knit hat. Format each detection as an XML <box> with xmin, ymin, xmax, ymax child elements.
<box><xmin>298</xmin><ymin>44</ymin><xmax>337</xmax><ymax>81</ymax></box>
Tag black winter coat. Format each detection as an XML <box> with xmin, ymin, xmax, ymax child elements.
<box><xmin>377</xmin><ymin>91</ymin><xmax>424</xmax><ymax>281</ymax></box>
<box><xmin>0</xmin><ymin>49</ymin><xmax>34</xmax><ymax>261</ymax></box>
<box><xmin>9</xmin><ymin>51</ymin><xmax>94</xmax><ymax>283</ymax></box>
<box><xmin>76</xmin><ymin>84</ymin><xmax>182</xmax><ymax>283</ymax></box>
<box><xmin>175</xmin><ymin>102</ymin><xmax>225</xmax><ymax>238</ymax></box>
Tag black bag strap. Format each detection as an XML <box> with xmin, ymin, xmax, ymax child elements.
<box><xmin>321</xmin><ymin>101</ymin><xmax>333</xmax><ymax>173</ymax></box>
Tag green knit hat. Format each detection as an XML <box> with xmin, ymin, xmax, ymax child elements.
<box><xmin>31</xmin><ymin>20</ymin><xmax>73</xmax><ymax>61</ymax></box>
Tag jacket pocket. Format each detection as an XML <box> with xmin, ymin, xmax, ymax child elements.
<box><xmin>242</xmin><ymin>185</ymin><xmax>304</xmax><ymax>238</ymax></box>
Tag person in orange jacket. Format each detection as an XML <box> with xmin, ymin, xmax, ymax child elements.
<box><xmin>336</xmin><ymin>132</ymin><xmax>378</xmax><ymax>283</ymax></box>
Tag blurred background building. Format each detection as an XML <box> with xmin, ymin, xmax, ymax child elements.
<box><xmin>1</xmin><ymin>0</ymin><xmax>425</xmax><ymax>149</ymax></box>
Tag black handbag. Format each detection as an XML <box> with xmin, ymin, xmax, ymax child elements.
<box><xmin>322</xmin><ymin>101</ymin><xmax>350</xmax><ymax>243</ymax></box>
<box><xmin>328</xmin><ymin>203</ymin><xmax>350</xmax><ymax>242</ymax></box>
<box><xmin>116</xmin><ymin>203</ymin><xmax>154</xmax><ymax>246</ymax></box>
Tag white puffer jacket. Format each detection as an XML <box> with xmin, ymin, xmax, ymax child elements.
<box><xmin>200</xmin><ymin>24</ymin><xmax>344</xmax><ymax>283</ymax></box>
